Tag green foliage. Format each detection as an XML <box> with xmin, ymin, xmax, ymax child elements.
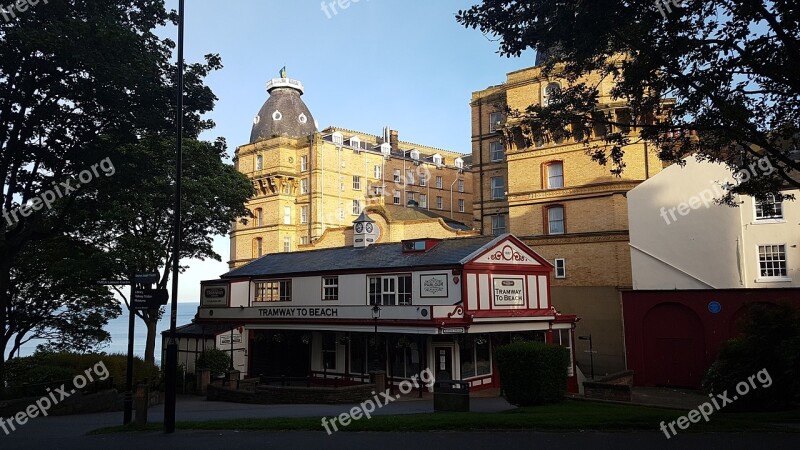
<box><xmin>457</xmin><ymin>1</ymin><xmax>800</xmax><ymax>199</ymax></box>
<box><xmin>2</xmin><ymin>352</ymin><xmax>160</xmax><ymax>397</ymax></box>
<box><xmin>703</xmin><ymin>303</ymin><xmax>800</xmax><ymax>411</ymax></box>
<box><xmin>495</xmin><ymin>341</ymin><xmax>569</xmax><ymax>406</ymax></box>
<box><xmin>196</xmin><ymin>349</ymin><xmax>232</xmax><ymax>378</ymax></box>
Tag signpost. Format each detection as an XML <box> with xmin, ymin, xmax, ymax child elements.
<box><xmin>97</xmin><ymin>273</ymin><xmax>166</xmax><ymax>425</ymax></box>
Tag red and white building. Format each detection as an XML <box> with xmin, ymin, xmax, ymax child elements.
<box><xmin>195</xmin><ymin>213</ymin><xmax>578</xmax><ymax>391</ymax></box>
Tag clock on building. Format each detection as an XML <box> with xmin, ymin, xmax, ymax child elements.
<box><xmin>355</xmin><ymin>223</ymin><xmax>364</xmax><ymax>233</ymax></box>
<box><xmin>366</xmin><ymin>223</ymin><xmax>373</xmax><ymax>233</ymax></box>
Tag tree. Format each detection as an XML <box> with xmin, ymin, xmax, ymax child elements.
<box><xmin>0</xmin><ymin>0</ymin><xmax>217</xmax><ymax>379</ymax></box>
<box><xmin>457</xmin><ymin>0</ymin><xmax>799</xmax><ymax>203</ymax></box>
<box><xmin>5</xmin><ymin>236</ymin><xmax>121</xmax><ymax>359</ymax></box>
<box><xmin>76</xmin><ymin>137</ymin><xmax>253</xmax><ymax>364</ymax></box>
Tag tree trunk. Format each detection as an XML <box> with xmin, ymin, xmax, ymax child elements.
<box><xmin>143</xmin><ymin>311</ymin><xmax>159</xmax><ymax>366</ymax></box>
<box><xmin>0</xmin><ymin>254</ymin><xmax>13</xmax><ymax>386</ymax></box>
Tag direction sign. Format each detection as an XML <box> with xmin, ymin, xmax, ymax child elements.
<box><xmin>133</xmin><ymin>288</ymin><xmax>169</xmax><ymax>310</ymax></box>
<box><xmin>96</xmin><ymin>279</ymin><xmax>130</xmax><ymax>286</ymax></box>
<box><xmin>135</xmin><ymin>272</ymin><xmax>159</xmax><ymax>284</ymax></box>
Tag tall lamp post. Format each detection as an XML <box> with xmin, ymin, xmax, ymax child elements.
<box><xmin>371</xmin><ymin>305</ymin><xmax>381</xmax><ymax>371</ymax></box>
<box><xmin>164</xmin><ymin>0</ymin><xmax>185</xmax><ymax>434</ymax></box>
<box><xmin>578</xmin><ymin>335</ymin><xmax>594</xmax><ymax>380</ymax></box>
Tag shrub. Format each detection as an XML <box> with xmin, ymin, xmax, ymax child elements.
<box><xmin>196</xmin><ymin>349</ymin><xmax>232</xmax><ymax>378</ymax></box>
<box><xmin>702</xmin><ymin>302</ymin><xmax>800</xmax><ymax>411</ymax></box>
<box><xmin>496</xmin><ymin>341</ymin><xmax>569</xmax><ymax>406</ymax></box>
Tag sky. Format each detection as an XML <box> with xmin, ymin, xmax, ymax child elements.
<box><xmin>168</xmin><ymin>0</ymin><xmax>536</xmax><ymax>302</ymax></box>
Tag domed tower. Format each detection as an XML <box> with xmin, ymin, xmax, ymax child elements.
<box><xmin>249</xmin><ymin>74</ymin><xmax>317</xmax><ymax>144</ymax></box>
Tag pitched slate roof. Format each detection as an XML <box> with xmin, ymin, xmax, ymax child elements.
<box><xmin>223</xmin><ymin>235</ymin><xmax>499</xmax><ymax>279</ymax></box>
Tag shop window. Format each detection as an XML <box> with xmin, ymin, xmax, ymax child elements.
<box><xmin>460</xmin><ymin>336</ymin><xmax>492</xmax><ymax>379</ymax></box>
<box><xmin>392</xmin><ymin>342</ymin><xmax>421</xmax><ymax>378</ymax></box>
<box><xmin>322</xmin><ymin>333</ymin><xmax>337</xmax><ymax>371</ymax></box>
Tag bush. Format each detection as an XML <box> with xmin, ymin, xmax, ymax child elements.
<box><xmin>2</xmin><ymin>351</ymin><xmax>160</xmax><ymax>397</ymax></box>
<box><xmin>702</xmin><ymin>302</ymin><xmax>800</xmax><ymax>411</ymax></box>
<box><xmin>496</xmin><ymin>341</ymin><xmax>569</xmax><ymax>406</ymax></box>
<box><xmin>196</xmin><ymin>349</ymin><xmax>232</xmax><ymax>378</ymax></box>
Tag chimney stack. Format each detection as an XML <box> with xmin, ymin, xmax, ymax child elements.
<box><xmin>390</xmin><ymin>129</ymin><xmax>399</xmax><ymax>153</ymax></box>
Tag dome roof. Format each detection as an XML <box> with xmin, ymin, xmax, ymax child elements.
<box><xmin>249</xmin><ymin>78</ymin><xmax>317</xmax><ymax>144</ymax></box>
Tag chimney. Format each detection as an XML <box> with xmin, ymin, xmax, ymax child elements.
<box><xmin>390</xmin><ymin>129</ymin><xmax>399</xmax><ymax>153</ymax></box>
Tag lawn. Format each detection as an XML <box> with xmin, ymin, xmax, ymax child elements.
<box><xmin>91</xmin><ymin>400</ymin><xmax>800</xmax><ymax>435</ymax></box>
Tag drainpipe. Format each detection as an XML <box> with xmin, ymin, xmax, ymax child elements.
<box><xmin>450</xmin><ymin>176</ymin><xmax>458</xmax><ymax>219</ymax></box>
<box><xmin>478</xmin><ymin>98</ymin><xmax>485</xmax><ymax>234</ymax></box>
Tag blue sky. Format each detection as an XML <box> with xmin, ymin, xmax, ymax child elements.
<box><xmin>168</xmin><ymin>0</ymin><xmax>536</xmax><ymax>302</ymax></box>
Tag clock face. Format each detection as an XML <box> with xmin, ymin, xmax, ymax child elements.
<box><xmin>366</xmin><ymin>223</ymin><xmax>374</xmax><ymax>233</ymax></box>
<box><xmin>355</xmin><ymin>223</ymin><xmax>364</xmax><ymax>233</ymax></box>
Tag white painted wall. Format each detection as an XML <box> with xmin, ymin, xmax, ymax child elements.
<box><xmin>628</xmin><ymin>157</ymin><xmax>800</xmax><ymax>289</ymax></box>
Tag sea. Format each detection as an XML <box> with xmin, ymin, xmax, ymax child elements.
<box><xmin>15</xmin><ymin>302</ymin><xmax>200</xmax><ymax>367</ymax></box>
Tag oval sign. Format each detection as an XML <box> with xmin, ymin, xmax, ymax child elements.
<box><xmin>501</xmin><ymin>280</ymin><xmax>515</xmax><ymax>286</ymax></box>
<box><xmin>708</xmin><ymin>301</ymin><xmax>722</xmax><ymax>314</ymax></box>
<box><xmin>205</xmin><ymin>288</ymin><xmax>226</xmax><ymax>298</ymax></box>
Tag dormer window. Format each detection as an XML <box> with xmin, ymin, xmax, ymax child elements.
<box><xmin>454</xmin><ymin>158</ymin><xmax>464</xmax><ymax>169</ymax></box>
<box><xmin>380</xmin><ymin>143</ymin><xmax>391</xmax><ymax>157</ymax></box>
<box><xmin>432</xmin><ymin>154</ymin><xmax>443</xmax><ymax>166</ymax></box>
<box><xmin>332</xmin><ymin>132</ymin><xmax>344</xmax><ymax>145</ymax></box>
<box><xmin>401</xmin><ymin>238</ymin><xmax>441</xmax><ymax>253</ymax></box>
<box><xmin>409</xmin><ymin>150</ymin><xmax>420</xmax><ymax>161</ymax></box>
<box><xmin>350</xmin><ymin>136</ymin><xmax>361</xmax><ymax>149</ymax></box>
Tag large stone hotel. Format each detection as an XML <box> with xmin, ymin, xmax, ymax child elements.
<box><xmin>230</xmin><ymin>77</ymin><xmax>475</xmax><ymax>268</ymax></box>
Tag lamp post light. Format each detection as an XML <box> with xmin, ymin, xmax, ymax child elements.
<box><xmin>578</xmin><ymin>334</ymin><xmax>594</xmax><ymax>380</ymax></box>
<box><xmin>371</xmin><ymin>305</ymin><xmax>381</xmax><ymax>371</ymax></box>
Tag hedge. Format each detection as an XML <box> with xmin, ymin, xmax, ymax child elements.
<box><xmin>496</xmin><ymin>341</ymin><xmax>569</xmax><ymax>406</ymax></box>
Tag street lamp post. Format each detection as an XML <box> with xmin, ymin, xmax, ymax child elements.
<box><xmin>578</xmin><ymin>334</ymin><xmax>594</xmax><ymax>380</ymax></box>
<box><xmin>371</xmin><ymin>305</ymin><xmax>381</xmax><ymax>371</ymax></box>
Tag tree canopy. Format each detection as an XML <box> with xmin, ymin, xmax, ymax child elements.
<box><xmin>457</xmin><ymin>0</ymin><xmax>799</xmax><ymax>203</ymax></box>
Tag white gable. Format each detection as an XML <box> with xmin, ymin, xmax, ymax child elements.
<box><xmin>472</xmin><ymin>240</ymin><xmax>540</xmax><ymax>265</ymax></box>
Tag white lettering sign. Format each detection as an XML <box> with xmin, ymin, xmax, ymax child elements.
<box><xmin>493</xmin><ymin>277</ymin><xmax>525</xmax><ymax>306</ymax></box>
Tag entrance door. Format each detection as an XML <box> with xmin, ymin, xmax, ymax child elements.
<box><xmin>434</xmin><ymin>346</ymin><xmax>453</xmax><ymax>381</ymax></box>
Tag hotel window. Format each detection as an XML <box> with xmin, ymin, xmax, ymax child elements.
<box><xmin>491</xmin><ymin>215</ymin><xmax>506</xmax><ymax>235</ymax></box>
<box><xmin>491</xmin><ymin>177</ymin><xmax>505</xmax><ymax>200</ymax></box>
<box><xmin>352</xmin><ymin>199</ymin><xmax>362</xmax><ymax>215</ymax></box>
<box><xmin>353</xmin><ymin>175</ymin><xmax>361</xmax><ymax>190</ymax></box>
<box><xmin>455</xmin><ymin>158</ymin><xmax>464</xmax><ymax>169</ymax></box>
<box><xmin>283</xmin><ymin>206</ymin><xmax>291</xmax><ymax>224</ymax></box>
<box><xmin>300</xmin><ymin>205</ymin><xmax>309</xmax><ymax>224</ymax></box>
<box><xmin>436</xmin><ymin>196</ymin><xmax>443</xmax><ymax>210</ymax></box>
<box><xmin>283</xmin><ymin>237</ymin><xmax>291</xmax><ymax>253</ymax></box>
<box><xmin>490</xmin><ymin>142</ymin><xmax>505</xmax><ymax>162</ymax></box>
<box><xmin>332</xmin><ymin>132</ymin><xmax>344</xmax><ymax>145</ymax></box>
<box><xmin>373</xmin><ymin>185</ymin><xmax>384</xmax><ymax>196</ymax></box>
<box><xmin>322</xmin><ymin>276</ymin><xmax>339</xmax><ymax>301</ymax></box>
<box><xmin>547</xmin><ymin>206</ymin><xmax>565</xmax><ymax>235</ymax></box>
<box><xmin>393</xmin><ymin>191</ymin><xmax>401</xmax><ymax>205</ymax></box>
<box><xmin>420</xmin><ymin>173</ymin><xmax>427</xmax><ymax>187</ymax></box>
<box><xmin>393</xmin><ymin>169</ymin><xmax>401</xmax><ymax>183</ymax></box>
<box><xmin>255</xmin><ymin>155</ymin><xmax>263</xmax><ymax>171</ymax></box>
<box><xmin>554</xmin><ymin>258</ymin><xmax>566</xmax><ymax>279</ymax></box>
<box><xmin>460</xmin><ymin>336</ymin><xmax>492</xmax><ymax>379</ymax></box>
<box><xmin>458</xmin><ymin>180</ymin><xmax>464</xmax><ymax>192</ymax></box>
<box><xmin>254</xmin><ymin>208</ymin><xmax>263</xmax><ymax>227</ymax></box>
<box><xmin>350</xmin><ymin>136</ymin><xmax>361</xmax><ymax>149</ymax></box>
<box><xmin>554</xmin><ymin>329</ymin><xmax>574</xmax><ymax>376</ymax></box>
<box><xmin>489</xmin><ymin>112</ymin><xmax>503</xmax><ymax>133</ymax></box>
<box><xmin>458</xmin><ymin>199</ymin><xmax>465</xmax><ymax>213</ymax></box>
<box><xmin>254</xmin><ymin>280</ymin><xmax>292</xmax><ymax>302</ymax></box>
<box><xmin>300</xmin><ymin>236</ymin><xmax>309</xmax><ymax>245</ymax></box>
<box><xmin>374</xmin><ymin>165</ymin><xmax>382</xmax><ymax>179</ymax></box>
<box><xmin>755</xmin><ymin>195</ymin><xmax>783</xmax><ymax>221</ymax></box>
<box><xmin>300</xmin><ymin>178</ymin><xmax>309</xmax><ymax>194</ymax></box>
<box><xmin>543</xmin><ymin>82</ymin><xmax>561</xmax><ymax>106</ymax></box>
<box><xmin>546</xmin><ymin>161</ymin><xmax>564</xmax><ymax>189</ymax></box>
<box><xmin>758</xmin><ymin>245</ymin><xmax>788</xmax><ymax>279</ymax></box>
<box><xmin>433</xmin><ymin>154</ymin><xmax>443</xmax><ymax>166</ymax></box>
<box><xmin>368</xmin><ymin>275</ymin><xmax>412</xmax><ymax>306</ymax></box>
<box><xmin>253</xmin><ymin>238</ymin><xmax>263</xmax><ymax>258</ymax></box>
<box><xmin>419</xmin><ymin>194</ymin><xmax>428</xmax><ymax>208</ymax></box>
<box><xmin>300</xmin><ymin>155</ymin><xmax>308</xmax><ymax>172</ymax></box>
<box><xmin>436</xmin><ymin>176</ymin><xmax>443</xmax><ymax>189</ymax></box>
<box><xmin>406</xmin><ymin>170</ymin><xmax>415</xmax><ymax>185</ymax></box>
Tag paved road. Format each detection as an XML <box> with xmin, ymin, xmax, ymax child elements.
<box><xmin>1</xmin><ymin>395</ymin><xmax>796</xmax><ymax>449</ymax></box>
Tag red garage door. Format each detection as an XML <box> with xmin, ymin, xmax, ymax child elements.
<box><xmin>643</xmin><ymin>303</ymin><xmax>706</xmax><ymax>388</ymax></box>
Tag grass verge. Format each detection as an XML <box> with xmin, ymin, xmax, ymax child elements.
<box><xmin>91</xmin><ymin>400</ymin><xmax>800</xmax><ymax>435</ymax></box>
